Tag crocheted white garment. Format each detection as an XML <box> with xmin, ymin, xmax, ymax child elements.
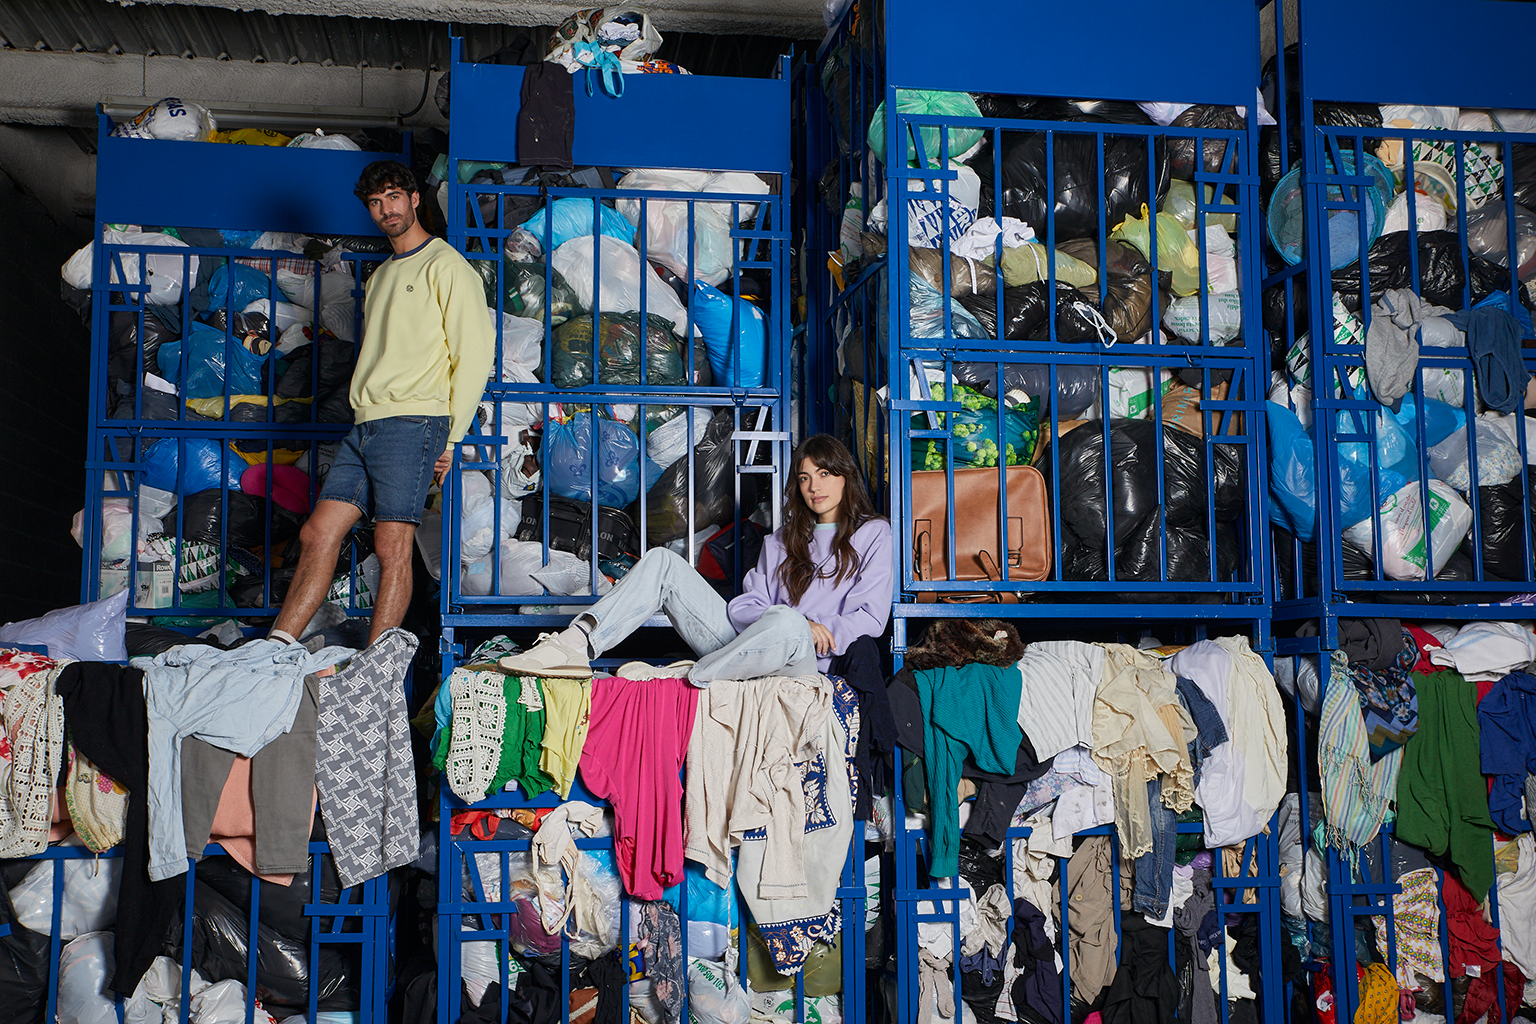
<box><xmin>444</xmin><ymin>667</ymin><xmax>506</xmax><ymax>804</ymax></box>
<box><xmin>0</xmin><ymin>659</ymin><xmax>69</xmax><ymax>858</ymax></box>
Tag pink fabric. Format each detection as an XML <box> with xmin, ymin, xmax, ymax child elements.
<box><xmin>241</xmin><ymin>463</ymin><xmax>312</xmax><ymax>515</ymax></box>
<box><xmin>49</xmin><ymin>787</ymin><xmax>73</xmax><ymax>842</ymax></box>
<box><xmin>208</xmin><ymin>757</ymin><xmax>311</xmax><ymax>886</ymax></box>
<box><xmin>578</xmin><ymin>676</ymin><xmax>699</xmax><ymax>900</ymax></box>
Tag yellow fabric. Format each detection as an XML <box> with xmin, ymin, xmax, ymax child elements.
<box><xmin>538</xmin><ymin>678</ymin><xmax>593</xmax><ymax>800</ymax></box>
<box><xmin>184</xmin><ymin>394</ymin><xmax>310</xmax><ymax>419</ymax></box>
<box><xmin>350</xmin><ymin>237</ymin><xmax>496</xmax><ymax>447</ymax></box>
<box><xmin>1353</xmin><ymin>962</ymin><xmax>1398</xmax><ymax>1024</ymax></box>
<box><xmin>212</xmin><ymin>128</ymin><xmax>291</xmax><ymax>146</ymax></box>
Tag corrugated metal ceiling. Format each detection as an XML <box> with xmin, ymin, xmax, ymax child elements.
<box><xmin>0</xmin><ymin>0</ymin><xmax>798</xmax><ymax>76</ymax></box>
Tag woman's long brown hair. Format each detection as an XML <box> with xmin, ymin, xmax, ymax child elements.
<box><xmin>777</xmin><ymin>434</ymin><xmax>882</xmax><ymax>605</ymax></box>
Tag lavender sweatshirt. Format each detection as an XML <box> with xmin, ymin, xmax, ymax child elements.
<box><xmin>727</xmin><ymin>519</ymin><xmax>894</xmax><ymax>671</ymax></box>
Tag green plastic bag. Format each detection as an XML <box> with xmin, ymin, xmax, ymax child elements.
<box><xmin>1160</xmin><ymin>179</ymin><xmax>1238</xmax><ymax>234</ymax></box>
<box><xmin>503</xmin><ymin>260</ymin><xmax>579</xmax><ymax>325</ymax></box>
<box><xmin>1110</xmin><ymin>203</ymin><xmax>1202</xmax><ymax>297</ymax></box>
<box><xmin>868</xmin><ymin>90</ymin><xmax>984</xmax><ymax>168</ymax></box>
<box><xmin>551</xmin><ymin>312</ymin><xmax>711</xmax><ymax>389</ymax></box>
<box><xmin>910</xmin><ymin>383</ymin><xmax>1039</xmax><ymax>470</ymax></box>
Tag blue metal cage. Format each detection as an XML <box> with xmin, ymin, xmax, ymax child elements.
<box><xmin>1267</xmin><ymin>0</ymin><xmax>1536</xmax><ymax>642</ymax></box>
<box><xmin>439</xmin><ymin>36</ymin><xmax>795</xmax><ymax>631</ymax></box>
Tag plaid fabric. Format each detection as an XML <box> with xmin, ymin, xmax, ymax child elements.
<box><xmin>234</xmin><ymin>255</ymin><xmax>312</xmax><ymax>277</ymax></box>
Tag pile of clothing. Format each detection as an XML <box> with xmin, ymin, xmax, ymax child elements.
<box><xmin>893</xmin><ymin>620</ymin><xmax>1287</xmax><ymax>1024</ymax></box>
<box><xmin>1277</xmin><ymin>616</ymin><xmax>1536</xmax><ymax>1024</ymax></box>
<box><xmin>425</xmin><ymin>635</ymin><xmax>866</xmax><ymax>1024</ymax></box>
<box><xmin>0</xmin><ymin>628</ymin><xmax>418</xmax><ymax>1022</ymax></box>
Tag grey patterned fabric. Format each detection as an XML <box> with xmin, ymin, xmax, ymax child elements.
<box><xmin>316</xmin><ymin>627</ymin><xmax>419</xmax><ymax>888</ymax></box>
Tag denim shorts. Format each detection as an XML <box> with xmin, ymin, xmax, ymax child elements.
<box><xmin>319</xmin><ymin>415</ymin><xmax>450</xmax><ymax>525</ymax></box>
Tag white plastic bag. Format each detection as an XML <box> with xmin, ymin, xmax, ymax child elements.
<box><xmin>1094</xmin><ymin>367</ymin><xmax>1176</xmax><ymax>420</ymax></box>
<box><xmin>900</xmin><ymin>162</ymin><xmax>981</xmax><ymax>249</ymax></box>
<box><xmin>73</xmin><ymin>499</ymin><xmax>162</xmax><ymax>562</ymax></box>
<box><xmin>1429</xmin><ymin>419</ymin><xmax>1523</xmax><ymax>491</ymax></box>
<box><xmin>550</xmin><ymin>236</ymin><xmax>693</xmax><ymax>335</ymax></box>
<box><xmin>684</xmin><ymin>958</ymin><xmax>751</xmax><ymax>1024</ymax></box>
<box><xmin>615</xmin><ymin>169</ymin><xmax>769</xmax><ymax>286</ymax></box>
<box><xmin>242</xmin><ymin>298</ymin><xmax>310</xmax><ymax>333</ymax></box>
<box><xmin>286</xmin><ymin>129</ymin><xmax>360</xmax><ymax>151</ymax></box>
<box><xmin>458</xmin><ymin>472</ymin><xmax>497</xmax><ymax>561</ymax></box>
<box><xmin>319</xmin><ymin>301</ymin><xmax>357</xmax><ymax>343</ymax></box>
<box><xmin>1342</xmin><ymin>478</ymin><xmax>1472</xmax><ymax>581</ymax></box>
<box><xmin>191</xmin><ymin>979</ymin><xmax>276</xmax><ymax>1024</ymax></box>
<box><xmin>0</xmin><ymin>589</ymin><xmax>128</xmax><ymax>661</ymax></box>
<box><xmin>63</xmin><ymin>229</ymin><xmax>198</xmax><ymax>306</ymax></box>
<box><xmin>1381</xmin><ymin>187</ymin><xmax>1449</xmax><ymax>237</ymax></box>
<box><xmin>416</xmin><ymin>509</ymin><xmax>444</xmax><ymax>582</ymax></box>
<box><xmin>10</xmin><ymin>839</ymin><xmax>124</xmax><ymax>938</ymax></box>
<box><xmin>646</xmin><ymin>410</ymin><xmax>710</xmax><ymax>471</ymax></box>
<box><xmin>1164</xmin><ymin>291</ymin><xmax>1243</xmax><ymax>345</ymax></box>
<box><xmin>58</xmin><ymin>932</ymin><xmax>118</xmax><ymax>1024</ymax></box>
<box><xmin>496</xmin><ymin>311</ymin><xmax>545</xmax><ymax>376</ymax></box>
<box><xmin>110</xmin><ymin>98</ymin><xmax>216</xmax><ymax>141</ymax></box>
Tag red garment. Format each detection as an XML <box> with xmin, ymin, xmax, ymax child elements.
<box><xmin>1442</xmin><ymin>872</ymin><xmax>1501</xmax><ymax>978</ymax></box>
<box><xmin>579</xmin><ymin>675</ymin><xmax>699</xmax><ymax>900</ymax></box>
<box><xmin>1406</xmin><ymin>626</ymin><xmax>1444</xmax><ymax>675</ymax></box>
<box><xmin>1456</xmin><ymin>963</ymin><xmax>1524</xmax><ymax>1024</ymax></box>
<box><xmin>450</xmin><ymin>809</ymin><xmax>504</xmax><ymax>840</ymax></box>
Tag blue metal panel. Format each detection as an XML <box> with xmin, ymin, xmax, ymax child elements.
<box><xmin>447</xmin><ymin>59</ymin><xmax>790</xmax><ymax>174</ymax></box>
<box><xmin>1299</xmin><ymin>0</ymin><xmax>1536</xmax><ymax>109</ymax></box>
<box><xmin>884</xmin><ymin>0</ymin><xmax>1259</xmax><ymax>105</ymax></box>
<box><xmin>94</xmin><ymin>114</ymin><xmax>401</xmax><ymax>236</ymax></box>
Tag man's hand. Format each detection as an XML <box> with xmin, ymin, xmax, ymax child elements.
<box><xmin>808</xmin><ymin>620</ymin><xmax>836</xmax><ymax>657</ymax></box>
<box><xmin>433</xmin><ymin>449</ymin><xmax>453</xmax><ymax>485</ymax></box>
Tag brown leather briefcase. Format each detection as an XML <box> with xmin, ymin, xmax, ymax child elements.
<box><xmin>910</xmin><ymin>465</ymin><xmax>1051</xmax><ymax>603</ymax></box>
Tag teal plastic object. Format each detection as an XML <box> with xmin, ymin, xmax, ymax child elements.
<box><xmin>868</xmin><ymin>90</ymin><xmax>983</xmax><ymax>167</ymax></box>
<box><xmin>1267</xmin><ymin>151</ymin><xmax>1392</xmax><ymax>269</ymax></box>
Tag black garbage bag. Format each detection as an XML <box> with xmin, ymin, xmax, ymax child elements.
<box><xmin>194</xmin><ymin>852</ymin><xmax>345</xmax><ymax>952</ymax></box>
<box><xmin>1261</xmin><ymin>46</ymin><xmax>1382</xmax><ymax>196</ymax></box>
<box><xmin>167</xmin><ymin>879</ymin><xmax>356</xmax><ymax>1015</ymax></box>
<box><xmin>231</xmin><ymin>564</ymin><xmax>296</xmax><ymax>609</ymax></box>
<box><xmin>126</xmin><ymin>623</ymin><xmax>228</xmax><ymax>657</ymax></box>
<box><xmin>949</xmin><ymin>359</ymin><xmax>1100</xmax><ymax>420</ymax></box>
<box><xmin>277</xmin><ymin>328</ymin><xmax>355</xmax><ymax>424</ymax></box>
<box><xmin>1333</xmin><ymin>230</ymin><xmax>1465</xmax><ymax>311</ymax></box>
<box><xmin>230</xmin><ymin>398</ymin><xmax>311</xmax><ymax>459</ymax></box>
<box><xmin>641</xmin><ymin>409</ymin><xmax>759</xmax><ymax>545</ymax></box>
<box><xmin>1085</xmin><ymin>238</ymin><xmax>1170</xmax><ymax>342</ymax></box>
<box><xmin>1039</xmin><ymin>419</ymin><xmax>1244</xmax><ymax>583</ymax></box>
<box><xmin>1023</xmin><ymin>97</ymin><xmax>1154</xmax><ymax>125</ymax></box>
<box><xmin>1459</xmin><ymin>478</ymin><xmax>1535</xmax><ymax>581</ymax></box>
<box><xmin>1510</xmin><ymin>142</ymin><xmax>1536</xmax><ymax>214</ymax></box>
<box><xmin>109</xmin><ymin>304</ymin><xmax>181</xmax><ymax>381</ymax></box>
<box><xmin>965</xmin><ymin>281</ymin><xmax>1108</xmax><ymax>344</ymax></box>
<box><xmin>551</xmin><ymin>312</ymin><xmax>711</xmax><ymax>389</ymax></box>
<box><xmin>988</xmin><ymin>130</ymin><xmax>1169</xmax><ymax>243</ymax></box>
<box><xmin>0</xmin><ymin>862</ymin><xmax>50</xmax><ymax>1024</ymax></box>
<box><xmin>1169</xmin><ymin>105</ymin><xmax>1247</xmax><ymax>180</ymax></box>
<box><xmin>178</xmin><ymin>488</ymin><xmax>301</xmax><ymax>549</ymax></box>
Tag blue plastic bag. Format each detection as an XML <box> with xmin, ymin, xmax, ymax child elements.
<box><xmin>1267</xmin><ymin>402</ymin><xmax>1317</xmax><ymax>542</ymax></box>
<box><xmin>691</xmin><ymin>282</ymin><xmax>767</xmax><ymax>388</ymax></box>
<box><xmin>545</xmin><ymin>414</ymin><xmax>659</xmax><ymax>508</ymax></box>
<box><xmin>1392</xmin><ymin>395</ymin><xmax>1463</xmax><ymax>449</ymax></box>
<box><xmin>140</xmin><ymin>437</ymin><xmax>245</xmax><ymax>495</ymax></box>
<box><xmin>158</xmin><ymin>323</ymin><xmax>267</xmax><ymax>399</ymax></box>
<box><xmin>521</xmin><ymin>198</ymin><xmax>635</xmax><ymax>253</ymax></box>
<box><xmin>207</xmin><ymin>263</ymin><xmax>273</xmax><ymax>313</ymax></box>
<box><xmin>1335</xmin><ymin>405</ymin><xmax>1415</xmax><ymax>529</ymax></box>
<box><xmin>218</xmin><ymin>228</ymin><xmax>263</xmax><ymax>249</ymax></box>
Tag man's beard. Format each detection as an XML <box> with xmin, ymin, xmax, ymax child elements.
<box><xmin>381</xmin><ymin>209</ymin><xmax>415</xmax><ymax>237</ymax></box>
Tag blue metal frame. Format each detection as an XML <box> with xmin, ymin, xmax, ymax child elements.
<box><xmin>1271</xmin><ymin>0</ymin><xmax>1536</xmax><ymax>644</ymax></box>
<box><xmin>439</xmin><ymin>36</ymin><xmax>794</xmax><ymax>627</ymax></box>
<box><xmin>79</xmin><ymin>106</ymin><xmax>406</xmax><ymax>621</ymax></box>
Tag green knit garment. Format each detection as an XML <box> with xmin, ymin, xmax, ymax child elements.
<box><xmin>1394</xmin><ymin>669</ymin><xmax>1495</xmax><ymax>900</ymax></box>
<box><xmin>490</xmin><ymin>677</ymin><xmax>553</xmax><ymax>799</ymax></box>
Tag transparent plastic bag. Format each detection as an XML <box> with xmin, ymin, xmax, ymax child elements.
<box><xmin>58</xmin><ymin>933</ymin><xmax>119</xmax><ymax>1024</ymax></box>
<box><xmin>1111</xmin><ymin>204</ymin><xmax>1201</xmax><ymax>296</ymax></box>
<box><xmin>503</xmin><ymin>261</ymin><xmax>579</xmax><ymax>325</ymax></box>
<box><xmin>63</xmin><ymin>229</ymin><xmax>198</xmax><ymax>306</ymax></box>
<box><xmin>551</xmin><ymin>236</ymin><xmax>693</xmax><ymax>336</ymax></box>
<box><xmin>1428</xmin><ymin>419</ymin><xmax>1523</xmax><ymax>492</ymax></box>
<box><xmin>615</xmin><ymin>169</ymin><xmax>769</xmax><ymax>287</ymax></box>
<box><xmin>10</xmin><ymin>840</ymin><xmax>123</xmax><ymax>938</ymax></box>
<box><xmin>1342</xmin><ymin>478</ymin><xmax>1472</xmax><ymax>581</ymax></box>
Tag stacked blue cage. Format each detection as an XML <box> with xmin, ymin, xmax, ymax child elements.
<box><xmin>5</xmin><ymin>104</ymin><xmax>407</xmax><ymax>1023</ymax></box>
<box><xmin>433</xmin><ymin>35</ymin><xmax>872</xmax><ymax>1024</ymax></box>
<box><xmin>801</xmin><ymin>0</ymin><xmax>1285</xmax><ymax>1023</ymax></box>
<box><xmin>1265</xmin><ymin>1</ymin><xmax>1536</xmax><ymax>1023</ymax></box>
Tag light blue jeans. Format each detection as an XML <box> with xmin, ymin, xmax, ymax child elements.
<box><xmin>583</xmin><ymin>548</ymin><xmax>817</xmax><ymax>685</ymax></box>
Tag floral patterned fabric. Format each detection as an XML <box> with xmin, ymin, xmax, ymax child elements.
<box><xmin>1350</xmin><ymin>628</ymin><xmax>1419</xmax><ymax>760</ymax></box>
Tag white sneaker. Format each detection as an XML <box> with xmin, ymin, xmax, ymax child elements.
<box><xmin>498</xmin><ymin>632</ymin><xmax>593</xmax><ymax>679</ymax></box>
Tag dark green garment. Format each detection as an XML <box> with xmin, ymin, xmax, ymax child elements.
<box><xmin>430</xmin><ymin>677</ymin><xmax>554</xmax><ymax>800</ymax></box>
<box><xmin>917</xmin><ymin>663</ymin><xmax>1023</xmax><ymax>878</ymax></box>
<box><xmin>490</xmin><ymin>677</ymin><xmax>553</xmax><ymax>798</ymax></box>
<box><xmin>1394</xmin><ymin>669</ymin><xmax>1494</xmax><ymax>900</ymax></box>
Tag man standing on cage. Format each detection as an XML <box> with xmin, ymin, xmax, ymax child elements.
<box><xmin>267</xmin><ymin>159</ymin><xmax>494</xmax><ymax>647</ymax></box>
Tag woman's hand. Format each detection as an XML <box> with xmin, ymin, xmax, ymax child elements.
<box><xmin>807</xmin><ymin>621</ymin><xmax>836</xmax><ymax>657</ymax></box>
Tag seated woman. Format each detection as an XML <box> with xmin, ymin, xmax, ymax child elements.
<box><xmin>497</xmin><ymin>434</ymin><xmax>892</xmax><ymax>683</ymax></box>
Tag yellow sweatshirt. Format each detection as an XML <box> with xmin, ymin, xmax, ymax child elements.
<box><xmin>350</xmin><ymin>237</ymin><xmax>495</xmax><ymax>447</ymax></box>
